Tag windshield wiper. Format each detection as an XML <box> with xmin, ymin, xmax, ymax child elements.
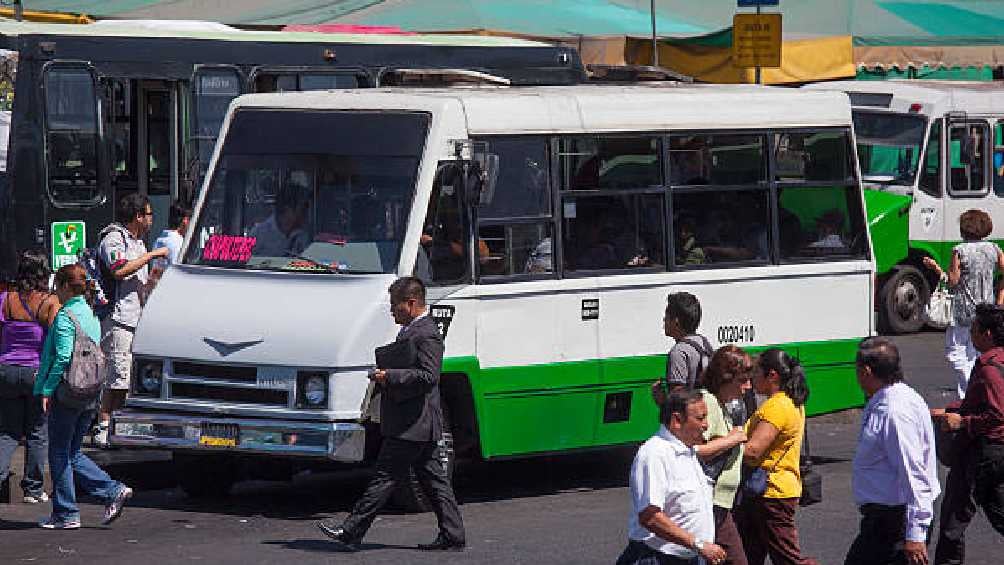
<box><xmin>282</xmin><ymin>254</ymin><xmax>340</xmax><ymax>273</ymax></box>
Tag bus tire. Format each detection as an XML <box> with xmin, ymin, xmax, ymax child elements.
<box><xmin>174</xmin><ymin>452</ymin><xmax>238</xmax><ymax>499</ymax></box>
<box><xmin>389</xmin><ymin>405</ymin><xmax>456</xmax><ymax>513</ymax></box>
<box><xmin>879</xmin><ymin>265</ymin><xmax>930</xmax><ymax>334</ymax></box>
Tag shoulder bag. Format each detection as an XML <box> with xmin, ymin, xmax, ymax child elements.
<box><xmin>925</xmin><ymin>276</ymin><xmax>953</xmax><ymax>328</ymax></box>
<box><xmin>741</xmin><ymin>437</ymin><xmax>794</xmax><ymax>499</ymax></box>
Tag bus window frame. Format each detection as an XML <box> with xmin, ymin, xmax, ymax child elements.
<box><xmin>946</xmin><ymin>118</ymin><xmax>991</xmax><ymax>199</ymax></box>
<box><xmin>41</xmin><ymin>60</ymin><xmax>107</xmax><ymax>209</ymax></box>
<box><xmin>917</xmin><ymin>118</ymin><xmax>944</xmax><ymax>199</ymax></box>
<box><xmin>248</xmin><ymin>66</ymin><xmax>374</xmax><ymax>93</ymax></box>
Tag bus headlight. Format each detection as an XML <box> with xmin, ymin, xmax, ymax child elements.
<box><xmin>134</xmin><ymin>359</ymin><xmax>163</xmax><ymax>395</ymax></box>
<box><xmin>297</xmin><ymin>371</ymin><xmax>328</xmax><ymax>409</ymax></box>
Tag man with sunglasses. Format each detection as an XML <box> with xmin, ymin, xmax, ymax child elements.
<box><xmin>93</xmin><ymin>194</ymin><xmax>169</xmax><ymax>447</ymax></box>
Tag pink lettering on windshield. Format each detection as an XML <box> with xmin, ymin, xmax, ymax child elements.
<box><xmin>202</xmin><ymin>234</ymin><xmax>257</xmax><ymax>264</ymax></box>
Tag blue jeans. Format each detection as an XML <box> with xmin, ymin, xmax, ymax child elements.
<box><xmin>0</xmin><ymin>366</ymin><xmax>47</xmax><ymax>496</ymax></box>
<box><xmin>47</xmin><ymin>397</ymin><xmax>123</xmax><ymax>521</ymax></box>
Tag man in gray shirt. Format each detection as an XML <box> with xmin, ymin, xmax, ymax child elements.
<box><xmin>652</xmin><ymin>292</ymin><xmax>714</xmax><ymax>405</ymax></box>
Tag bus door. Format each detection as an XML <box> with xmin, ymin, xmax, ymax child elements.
<box><xmin>945</xmin><ymin>118</ymin><xmax>992</xmax><ymax>242</ymax></box>
<box><xmin>911</xmin><ymin>118</ymin><xmax>947</xmax><ymax>260</ymax></box>
<box><xmin>137</xmin><ymin>80</ymin><xmax>179</xmax><ymax>242</ymax></box>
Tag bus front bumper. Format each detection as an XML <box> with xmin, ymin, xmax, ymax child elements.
<box><xmin>109</xmin><ymin>409</ymin><xmax>366</xmax><ymax>462</ymax></box>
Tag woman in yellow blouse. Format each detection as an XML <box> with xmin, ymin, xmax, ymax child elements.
<box><xmin>735</xmin><ymin>349</ymin><xmax>819</xmax><ymax>565</ymax></box>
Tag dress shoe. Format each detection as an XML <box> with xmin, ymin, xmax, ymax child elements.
<box><xmin>418</xmin><ymin>535</ymin><xmax>465</xmax><ymax>552</ymax></box>
<box><xmin>316</xmin><ymin>520</ymin><xmax>361</xmax><ymax>552</ymax></box>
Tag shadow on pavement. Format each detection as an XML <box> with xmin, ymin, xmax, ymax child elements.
<box><xmin>262</xmin><ymin>539</ymin><xmax>415</xmax><ymax>553</ymax></box>
<box><xmin>0</xmin><ymin>518</ymin><xmax>39</xmax><ymax>530</ymax></box>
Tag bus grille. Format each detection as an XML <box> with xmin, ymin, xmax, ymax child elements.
<box><xmin>170</xmin><ymin>382</ymin><xmax>288</xmax><ymax>407</ymax></box>
<box><xmin>166</xmin><ymin>361</ymin><xmax>288</xmax><ymax>407</ymax></box>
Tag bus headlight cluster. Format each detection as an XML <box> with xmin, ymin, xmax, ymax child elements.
<box><xmin>297</xmin><ymin>371</ymin><xmax>329</xmax><ymax>409</ymax></box>
<box><xmin>134</xmin><ymin>359</ymin><xmax>163</xmax><ymax>395</ymax></box>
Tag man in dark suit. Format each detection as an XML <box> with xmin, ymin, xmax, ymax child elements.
<box><xmin>317</xmin><ymin>276</ymin><xmax>465</xmax><ymax>551</ymax></box>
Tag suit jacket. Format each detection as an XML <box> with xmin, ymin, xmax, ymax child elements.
<box><xmin>378</xmin><ymin>315</ymin><xmax>444</xmax><ymax>442</ymax></box>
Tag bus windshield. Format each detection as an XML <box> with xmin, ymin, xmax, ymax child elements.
<box><xmin>184</xmin><ymin>109</ymin><xmax>429</xmax><ymax>274</ymax></box>
<box><xmin>852</xmin><ymin>111</ymin><xmax>927</xmax><ymax>186</ymax></box>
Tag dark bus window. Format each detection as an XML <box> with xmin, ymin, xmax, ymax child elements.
<box><xmin>416</xmin><ymin>164</ymin><xmax>469</xmax><ymax>285</ymax></box>
<box><xmin>479</xmin><ymin>223</ymin><xmax>553</xmax><ymax>276</ymax></box>
<box><xmin>146</xmin><ymin>89</ymin><xmax>171</xmax><ymax>195</ymax></box>
<box><xmin>668</xmin><ymin>134</ymin><xmax>765</xmax><ymax>186</ymax></box>
<box><xmin>672</xmin><ymin>189</ymin><xmax>770</xmax><ymax>266</ymax></box>
<box><xmin>949</xmin><ymin>122</ymin><xmax>989</xmax><ymax>194</ymax></box>
<box><xmin>774</xmin><ymin>130</ymin><xmax>854</xmax><ymax>182</ymax></box>
<box><xmin>44</xmin><ymin>67</ymin><xmax>102</xmax><ymax>205</ymax></box>
<box><xmin>562</xmin><ymin>193</ymin><xmax>664</xmax><ymax>272</ymax></box>
<box><xmin>995</xmin><ymin>121</ymin><xmax>1004</xmax><ymax>197</ymax></box>
<box><xmin>477</xmin><ymin>136</ymin><xmax>550</xmax><ymax>219</ymax></box>
<box><xmin>193</xmin><ymin>68</ymin><xmax>242</xmax><ymax>166</ymax></box>
<box><xmin>254</xmin><ymin>72</ymin><xmax>360</xmax><ymax>93</ymax></box>
<box><xmin>560</xmin><ymin>136</ymin><xmax>661</xmax><ymax>190</ymax></box>
<box><xmin>919</xmin><ymin>119</ymin><xmax>942</xmax><ymax>197</ymax></box>
<box><xmin>777</xmin><ymin>186</ymin><xmax>867</xmax><ymax>260</ymax></box>
<box><xmin>104</xmin><ymin>79</ymin><xmax>134</xmax><ymax>184</ymax></box>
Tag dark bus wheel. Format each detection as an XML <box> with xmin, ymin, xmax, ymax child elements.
<box><xmin>879</xmin><ymin>265</ymin><xmax>930</xmax><ymax>334</ymax></box>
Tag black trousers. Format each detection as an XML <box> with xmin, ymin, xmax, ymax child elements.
<box><xmin>341</xmin><ymin>437</ymin><xmax>465</xmax><ymax>543</ymax></box>
<box><xmin>935</xmin><ymin>442</ymin><xmax>1004</xmax><ymax>565</ymax></box>
<box><xmin>843</xmin><ymin>504</ymin><xmax>912</xmax><ymax>565</ymax></box>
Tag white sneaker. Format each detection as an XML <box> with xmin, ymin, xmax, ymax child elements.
<box><xmin>93</xmin><ymin>421</ymin><xmax>110</xmax><ymax>448</ymax></box>
<box><xmin>23</xmin><ymin>492</ymin><xmax>49</xmax><ymax>504</ymax></box>
<box><xmin>39</xmin><ymin>516</ymin><xmax>81</xmax><ymax>530</ymax></box>
<box><xmin>103</xmin><ymin>486</ymin><xmax>133</xmax><ymax>525</ymax></box>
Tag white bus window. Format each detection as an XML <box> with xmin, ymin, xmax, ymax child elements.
<box><xmin>672</xmin><ymin>190</ymin><xmax>769</xmax><ymax>266</ymax></box>
<box><xmin>44</xmin><ymin>66</ymin><xmax>102</xmax><ymax>205</ymax></box>
<box><xmin>560</xmin><ymin>136</ymin><xmax>660</xmax><ymax>190</ymax></box>
<box><xmin>668</xmin><ymin>134</ymin><xmax>765</xmax><ymax>186</ymax></box>
<box><xmin>994</xmin><ymin>121</ymin><xmax>1004</xmax><ymax>197</ymax></box>
<box><xmin>949</xmin><ymin>122</ymin><xmax>989</xmax><ymax>194</ymax></box>
<box><xmin>479</xmin><ymin>223</ymin><xmax>553</xmax><ymax>276</ymax></box>
<box><xmin>562</xmin><ymin>193</ymin><xmax>664</xmax><ymax>272</ymax></box>
<box><xmin>918</xmin><ymin>119</ymin><xmax>942</xmax><ymax>198</ymax></box>
<box><xmin>777</xmin><ymin>186</ymin><xmax>867</xmax><ymax>260</ymax></box>
<box><xmin>477</xmin><ymin>136</ymin><xmax>550</xmax><ymax>219</ymax></box>
<box><xmin>774</xmin><ymin>131</ymin><xmax>855</xmax><ymax>182</ymax></box>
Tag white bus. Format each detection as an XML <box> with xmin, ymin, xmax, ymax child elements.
<box><xmin>111</xmin><ymin>84</ymin><xmax>873</xmax><ymax>499</ymax></box>
<box><xmin>807</xmin><ymin>81</ymin><xmax>1004</xmax><ymax>333</ymax></box>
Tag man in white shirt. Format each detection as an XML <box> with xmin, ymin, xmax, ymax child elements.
<box><xmin>152</xmin><ymin>203</ymin><xmax>191</xmax><ymax>267</ymax></box>
<box><xmin>617</xmin><ymin>390</ymin><xmax>727</xmax><ymax>565</ymax></box>
<box><xmin>846</xmin><ymin>337</ymin><xmax>941</xmax><ymax>565</ymax></box>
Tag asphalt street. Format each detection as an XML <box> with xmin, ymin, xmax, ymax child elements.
<box><xmin>2</xmin><ymin>331</ymin><xmax>1004</xmax><ymax>564</ymax></box>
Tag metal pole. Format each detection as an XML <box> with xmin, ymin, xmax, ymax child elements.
<box><xmin>754</xmin><ymin>4</ymin><xmax>761</xmax><ymax>85</ymax></box>
<box><xmin>650</xmin><ymin>0</ymin><xmax>659</xmax><ymax>67</ymax></box>
<box><xmin>14</xmin><ymin>0</ymin><xmax>23</xmax><ymax>22</ymax></box>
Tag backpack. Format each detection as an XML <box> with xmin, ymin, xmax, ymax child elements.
<box><xmin>54</xmin><ymin>311</ymin><xmax>106</xmax><ymax>409</ymax></box>
<box><xmin>679</xmin><ymin>335</ymin><xmax>714</xmax><ymax>389</ymax></box>
<box><xmin>79</xmin><ymin>224</ymin><xmax>128</xmax><ymax>320</ymax></box>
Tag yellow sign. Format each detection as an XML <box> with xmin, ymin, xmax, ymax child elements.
<box><xmin>732</xmin><ymin>13</ymin><xmax>782</xmax><ymax>68</ymax></box>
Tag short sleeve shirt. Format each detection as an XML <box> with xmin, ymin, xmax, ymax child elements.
<box><xmin>952</xmin><ymin>241</ymin><xmax>999</xmax><ymax>327</ymax></box>
<box><xmin>666</xmin><ymin>334</ymin><xmax>711</xmax><ymax>389</ymax></box>
<box><xmin>746</xmin><ymin>392</ymin><xmax>804</xmax><ymax>499</ymax></box>
<box><xmin>99</xmin><ymin>225</ymin><xmax>148</xmax><ymax>328</ymax></box>
<box><xmin>627</xmin><ymin>426</ymin><xmax>715</xmax><ymax>558</ymax></box>
<box><xmin>701</xmin><ymin>390</ymin><xmax>743</xmax><ymax>508</ymax></box>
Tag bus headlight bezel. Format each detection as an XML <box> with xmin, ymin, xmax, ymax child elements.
<box><xmin>134</xmin><ymin>358</ymin><xmax>163</xmax><ymax>396</ymax></box>
<box><xmin>296</xmin><ymin>371</ymin><xmax>329</xmax><ymax>409</ymax></box>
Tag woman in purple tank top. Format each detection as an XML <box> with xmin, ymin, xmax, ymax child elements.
<box><xmin>0</xmin><ymin>250</ymin><xmax>60</xmax><ymax>503</ymax></box>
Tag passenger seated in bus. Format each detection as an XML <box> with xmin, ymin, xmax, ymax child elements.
<box><xmin>702</xmin><ymin>199</ymin><xmax>768</xmax><ymax>263</ymax></box>
<box><xmin>674</xmin><ymin>215</ymin><xmax>706</xmax><ymax>266</ymax></box>
<box><xmin>808</xmin><ymin>209</ymin><xmax>848</xmax><ymax>250</ymax></box>
<box><xmin>669</xmin><ymin>138</ymin><xmax>709</xmax><ymax>185</ymax></box>
<box><xmin>250</xmin><ymin>181</ymin><xmax>312</xmax><ymax>257</ymax></box>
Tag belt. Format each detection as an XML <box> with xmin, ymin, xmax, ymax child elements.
<box><xmin>859</xmin><ymin>503</ymin><xmax>906</xmax><ymax>515</ymax></box>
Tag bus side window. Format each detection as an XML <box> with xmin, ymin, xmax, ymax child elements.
<box><xmin>949</xmin><ymin>122</ymin><xmax>989</xmax><ymax>195</ymax></box>
<box><xmin>43</xmin><ymin>66</ymin><xmax>103</xmax><ymax>205</ymax></box>
<box><xmin>994</xmin><ymin>121</ymin><xmax>1004</xmax><ymax>197</ymax></box>
<box><xmin>918</xmin><ymin>119</ymin><xmax>942</xmax><ymax>198</ymax></box>
<box><xmin>417</xmin><ymin>164</ymin><xmax>469</xmax><ymax>285</ymax></box>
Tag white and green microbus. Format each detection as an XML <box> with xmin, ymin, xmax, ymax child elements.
<box><xmin>807</xmin><ymin>81</ymin><xmax>1004</xmax><ymax>333</ymax></box>
<box><xmin>111</xmin><ymin>84</ymin><xmax>874</xmax><ymax>498</ymax></box>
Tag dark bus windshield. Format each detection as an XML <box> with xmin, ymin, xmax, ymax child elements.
<box><xmin>852</xmin><ymin>111</ymin><xmax>927</xmax><ymax>185</ymax></box>
<box><xmin>184</xmin><ymin>109</ymin><xmax>429</xmax><ymax>274</ymax></box>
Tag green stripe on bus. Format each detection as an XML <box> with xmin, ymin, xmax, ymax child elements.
<box><xmin>442</xmin><ymin>338</ymin><xmax>865</xmax><ymax>459</ymax></box>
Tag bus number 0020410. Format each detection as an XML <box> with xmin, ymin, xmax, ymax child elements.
<box><xmin>718</xmin><ymin>325</ymin><xmax>756</xmax><ymax>344</ymax></box>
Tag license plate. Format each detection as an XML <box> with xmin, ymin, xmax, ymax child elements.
<box><xmin>199</xmin><ymin>422</ymin><xmax>239</xmax><ymax>448</ymax></box>
<box><xmin>256</xmin><ymin>366</ymin><xmax>295</xmax><ymax>390</ymax></box>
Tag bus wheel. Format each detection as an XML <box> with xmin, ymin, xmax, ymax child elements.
<box><xmin>174</xmin><ymin>452</ymin><xmax>238</xmax><ymax>499</ymax></box>
<box><xmin>390</xmin><ymin>407</ymin><xmax>456</xmax><ymax>513</ymax></box>
<box><xmin>879</xmin><ymin>265</ymin><xmax>930</xmax><ymax>334</ymax></box>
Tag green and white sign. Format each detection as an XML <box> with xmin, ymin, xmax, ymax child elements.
<box><xmin>50</xmin><ymin>221</ymin><xmax>86</xmax><ymax>268</ymax></box>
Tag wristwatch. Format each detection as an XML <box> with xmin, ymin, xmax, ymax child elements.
<box><xmin>694</xmin><ymin>539</ymin><xmax>706</xmax><ymax>552</ymax></box>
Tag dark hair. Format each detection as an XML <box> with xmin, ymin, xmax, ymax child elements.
<box><xmin>758</xmin><ymin>348</ymin><xmax>810</xmax><ymax>407</ymax></box>
<box><xmin>275</xmin><ymin>181</ymin><xmax>311</xmax><ymax>214</ymax></box>
<box><xmin>661</xmin><ymin>389</ymin><xmax>704</xmax><ymax>425</ymax></box>
<box><xmin>54</xmin><ymin>264</ymin><xmax>88</xmax><ymax>297</ymax></box>
<box><xmin>117</xmin><ymin>193</ymin><xmax>151</xmax><ymax>224</ymax></box>
<box><xmin>959</xmin><ymin>209</ymin><xmax>993</xmax><ymax>241</ymax></box>
<box><xmin>973</xmin><ymin>304</ymin><xmax>1004</xmax><ymax>347</ymax></box>
<box><xmin>168</xmin><ymin>202</ymin><xmax>192</xmax><ymax>230</ymax></box>
<box><xmin>666</xmin><ymin>292</ymin><xmax>701</xmax><ymax>335</ymax></box>
<box><xmin>388</xmin><ymin>276</ymin><xmax>426</xmax><ymax>305</ymax></box>
<box><xmin>14</xmin><ymin>250</ymin><xmax>51</xmax><ymax>293</ymax></box>
<box><xmin>703</xmin><ymin>345</ymin><xmax>752</xmax><ymax>395</ymax></box>
<box><xmin>857</xmin><ymin>337</ymin><xmax>904</xmax><ymax>384</ymax></box>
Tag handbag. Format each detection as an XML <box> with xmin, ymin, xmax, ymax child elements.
<box><xmin>924</xmin><ymin>278</ymin><xmax>953</xmax><ymax>328</ymax></box>
<box><xmin>799</xmin><ymin>430</ymin><xmax>823</xmax><ymax>506</ymax></box>
<box><xmin>742</xmin><ymin>438</ymin><xmax>795</xmax><ymax>498</ymax></box>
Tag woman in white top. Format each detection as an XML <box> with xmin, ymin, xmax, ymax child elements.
<box><xmin>924</xmin><ymin>209</ymin><xmax>1004</xmax><ymax>398</ymax></box>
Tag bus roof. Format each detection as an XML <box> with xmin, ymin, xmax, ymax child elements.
<box><xmin>806</xmin><ymin>80</ymin><xmax>1004</xmax><ymax>115</ymax></box>
<box><xmin>0</xmin><ymin>19</ymin><xmax>546</xmax><ymax>48</ymax></box>
<box><xmin>230</xmin><ymin>84</ymin><xmax>853</xmax><ymax>134</ymax></box>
